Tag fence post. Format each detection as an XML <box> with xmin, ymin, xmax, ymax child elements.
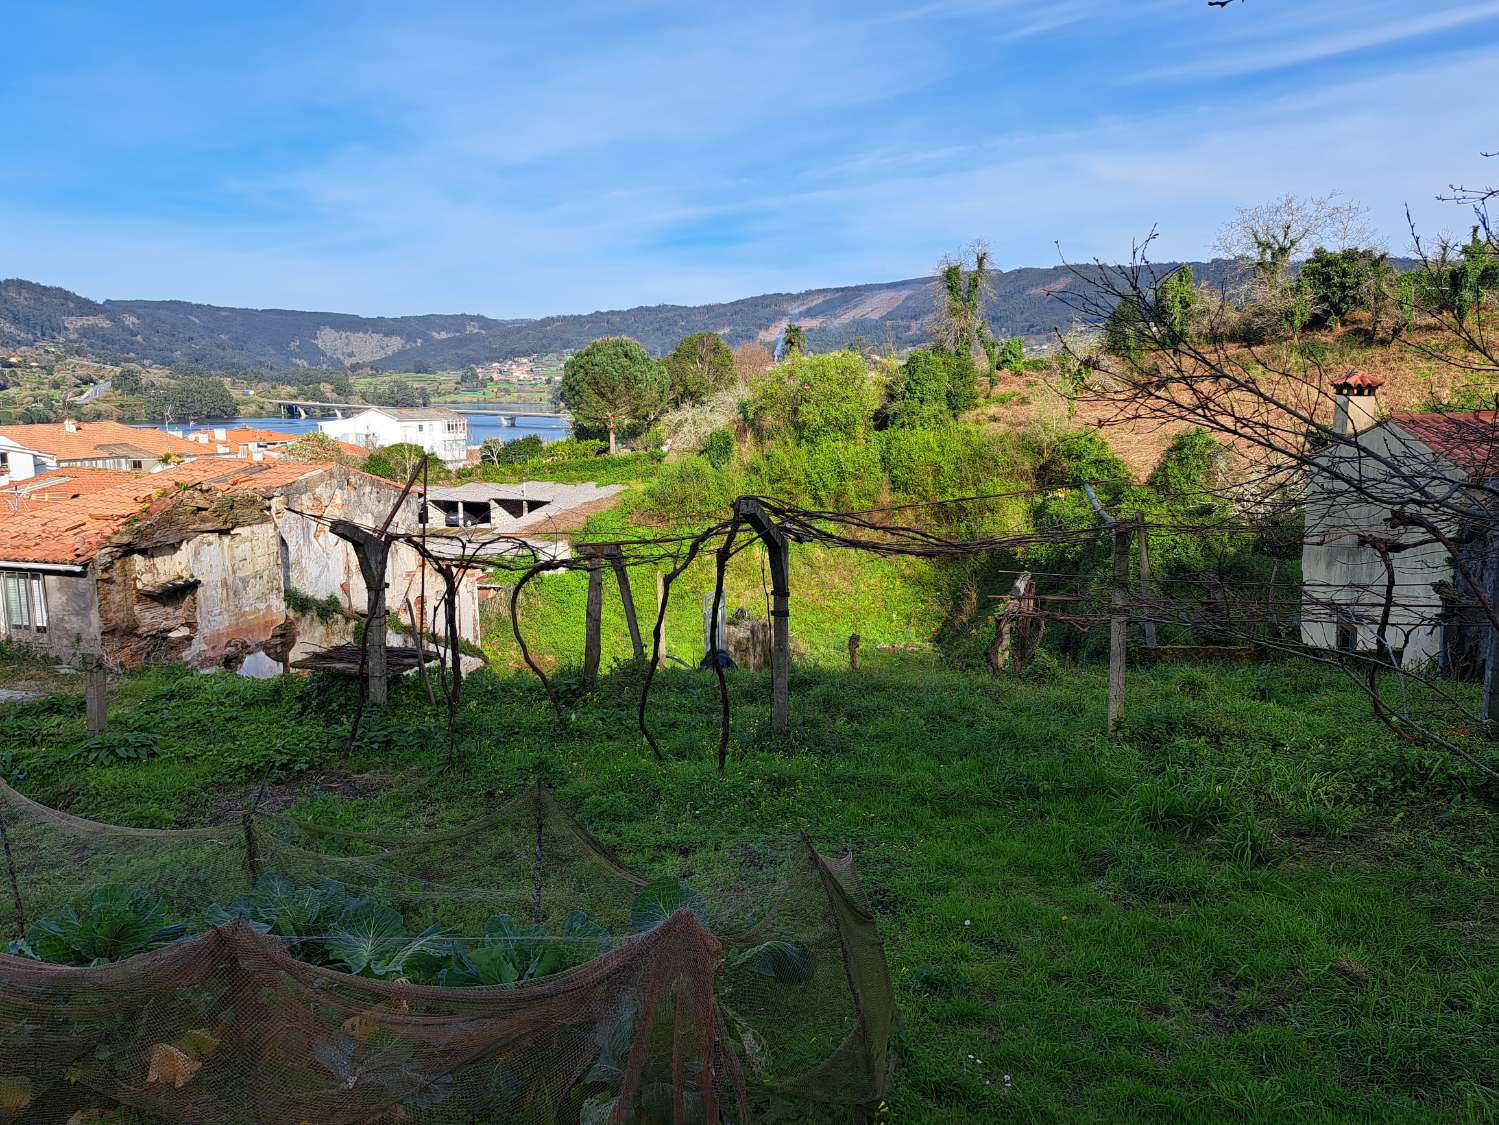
<box><xmin>85</xmin><ymin>662</ymin><xmax>108</xmax><ymax>735</ymax></box>
<box><xmin>0</xmin><ymin>809</ymin><xmax>25</xmax><ymax>938</ymax></box>
<box><xmin>582</xmin><ymin>553</ymin><xmax>604</xmax><ymax>687</ymax></box>
<box><xmin>1137</xmin><ymin>524</ymin><xmax>1158</xmax><ymax>650</ymax></box>
<box><xmin>1109</xmin><ymin>522</ymin><xmax>1131</xmax><ymax>735</ymax></box>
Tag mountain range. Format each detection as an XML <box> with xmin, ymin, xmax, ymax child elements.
<box><xmin>0</xmin><ymin>261</ymin><xmax>1248</xmax><ymax>373</ymax></box>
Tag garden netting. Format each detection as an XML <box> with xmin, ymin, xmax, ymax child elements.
<box><xmin>0</xmin><ymin>779</ymin><xmax>895</xmax><ymax>1123</ymax></box>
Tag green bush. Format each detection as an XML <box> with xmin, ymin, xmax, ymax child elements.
<box><xmin>642</xmin><ymin>455</ymin><xmax>738</xmax><ymax>520</ymax></box>
<box><xmin>701</xmin><ymin>427</ymin><xmax>735</xmax><ymax>469</ymax></box>
<box><xmin>882</xmin><ymin>348</ymin><xmax>975</xmax><ymax>427</ymax></box>
<box><xmin>743</xmin><ymin>350</ymin><xmax>879</xmax><ymax>443</ymax></box>
<box><xmin>1298</xmin><ymin>247</ymin><xmax>1393</xmax><ymax>327</ymax></box>
<box><xmin>480</xmin><ymin>433</ymin><xmax>545</xmax><ymax>465</ymax></box>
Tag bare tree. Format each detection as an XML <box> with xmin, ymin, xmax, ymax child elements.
<box><xmin>1214</xmin><ymin>192</ymin><xmax>1379</xmax><ymax>285</ymax></box>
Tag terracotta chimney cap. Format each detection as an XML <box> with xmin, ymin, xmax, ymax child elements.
<box><xmin>1332</xmin><ymin>368</ymin><xmax>1384</xmax><ymax>391</ymax></box>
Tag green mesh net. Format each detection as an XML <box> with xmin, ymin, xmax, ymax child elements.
<box><xmin>0</xmin><ymin>780</ymin><xmax>895</xmax><ymax>1123</ymax></box>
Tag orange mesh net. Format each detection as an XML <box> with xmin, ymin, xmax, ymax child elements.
<box><xmin>0</xmin><ymin>780</ymin><xmax>895</xmax><ymax>1123</ymax></box>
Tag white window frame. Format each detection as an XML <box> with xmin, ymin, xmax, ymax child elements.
<box><xmin>1</xmin><ymin>571</ymin><xmax>47</xmax><ymax>636</ymax></box>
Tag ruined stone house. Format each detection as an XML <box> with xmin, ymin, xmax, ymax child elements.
<box><xmin>0</xmin><ymin>460</ymin><xmax>480</xmax><ymax>672</ymax></box>
<box><xmin>1301</xmin><ymin>370</ymin><xmax>1499</xmax><ymax>673</ymax></box>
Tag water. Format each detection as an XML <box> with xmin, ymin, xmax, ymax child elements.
<box><xmin>153</xmin><ymin>412</ymin><xmax>571</xmax><ymax>447</ymax></box>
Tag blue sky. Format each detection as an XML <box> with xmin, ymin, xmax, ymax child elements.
<box><xmin>4</xmin><ymin>0</ymin><xmax>1498</xmax><ymax>317</ymax></box>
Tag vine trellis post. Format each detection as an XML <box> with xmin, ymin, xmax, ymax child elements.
<box><xmin>578</xmin><ymin>543</ymin><xmax>646</xmax><ymax>688</ymax></box>
<box><xmin>734</xmin><ymin>498</ymin><xmax>791</xmax><ymax>735</ymax></box>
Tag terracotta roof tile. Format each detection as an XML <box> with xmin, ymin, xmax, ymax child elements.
<box><xmin>0</xmin><ymin>421</ymin><xmax>203</xmax><ymax>462</ymax></box>
<box><xmin>0</xmin><ymin>461</ymin><xmax>347</xmax><ymax>565</ymax></box>
<box><xmin>1387</xmin><ymin>410</ymin><xmax>1499</xmax><ymax>480</ymax></box>
<box><xmin>1332</xmin><ymin>368</ymin><xmax>1385</xmax><ymax>390</ymax></box>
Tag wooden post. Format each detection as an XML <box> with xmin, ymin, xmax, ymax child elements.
<box><xmin>654</xmin><ymin>569</ymin><xmax>667</xmax><ymax>667</ymax></box>
<box><xmin>1109</xmin><ymin>523</ymin><xmax>1131</xmax><ymax>735</ymax></box>
<box><xmin>848</xmin><ymin>634</ymin><xmax>860</xmax><ymax>672</ymax></box>
<box><xmin>733</xmin><ymin>498</ymin><xmax>791</xmax><ymax>734</ymax></box>
<box><xmin>582</xmin><ymin>554</ymin><xmax>604</xmax><ymax>686</ymax></box>
<box><xmin>0</xmin><ymin>809</ymin><xmax>25</xmax><ymax>938</ymax></box>
<box><xmin>610</xmin><ymin>553</ymin><xmax>645</xmax><ymax>659</ymax></box>
<box><xmin>1137</xmin><ymin>524</ymin><xmax>1158</xmax><ymax>650</ymax></box>
<box><xmin>331</xmin><ymin>457</ymin><xmax>426</xmax><ymax>710</ymax></box>
<box><xmin>85</xmin><ymin>663</ymin><xmax>108</xmax><ymax>735</ymax></box>
<box><xmin>1483</xmin><ymin>531</ymin><xmax>1499</xmax><ymax>725</ymax></box>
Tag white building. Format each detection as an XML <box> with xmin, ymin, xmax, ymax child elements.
<box><xmin>318</xmin><ymin>407</ymin><xmax>469</xmax><ymax>466</ymax></box>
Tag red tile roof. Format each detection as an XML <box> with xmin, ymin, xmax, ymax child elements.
<box><xmin>0</xmin><ymin>461</ymin><xmax>353</xmax><ymax>565</ymax></box>
<box><xmin>0</xmin><ymin>421</ymin><xmax>203</xmax><ymax>462</ymax></box>
<box><xmin>1387</xmin><ymin>410</ymin><xmax>1499</xmax><ymax>480</ymax></box>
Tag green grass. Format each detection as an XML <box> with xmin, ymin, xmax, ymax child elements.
<box><xmin>1</xmin><ymin>655</ymin><xmax>1495</xmax><ymax>1122</ymax></box>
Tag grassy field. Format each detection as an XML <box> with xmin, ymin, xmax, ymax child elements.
<box><xmin>1</xmin><ymin>652</ymin><xmax>1494</xmax><ymax>1123</ymax></box>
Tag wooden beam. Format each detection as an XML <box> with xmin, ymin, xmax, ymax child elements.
<box><xmin>609</xmin><ymin>552</ymin><xmax>645</xmax><ymax>659</ymax></box>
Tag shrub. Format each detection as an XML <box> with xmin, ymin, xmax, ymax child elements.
<box><xmin>743</xmin><ymin>351</ymin><xmax>879</xmax><ymax>443</ymax></box>
<box><xmin>480</xmin><ymin>433</ymin><xmax>545</xmax><ymax>465</ymax></box>
<box><xmin>1297</xmin><ymin>247</ymin><xmax>1393</xmax><ymax>327</ymax></box>
<box><xmin>642</xmin><ymin>455</ymin><xmax>738</xmax><ymax>520</ymax></box>
<box><xmin>701</xmin><ymin>427</ymin><xmax>735</xmax><ymax>469</ymax></box>
<box><xmin>362</xmin><ymin>442</ymin><xmax>429</xmax><ymax>482</ymax></box>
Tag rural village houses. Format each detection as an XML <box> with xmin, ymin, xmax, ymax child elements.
<box><xmin>0</xmin><ymin>459</ymin><xmax>480</xmax><ymax>673</ymax></box>
<box><xmin>0</xmin><ymin>419</ymin><xmax>205</xmax><ymax>484</ymax></box>
<box><xmin>1301</xmin><ymin>370</ymin><xmax>1499</xmax><ymax>674</ymax></box>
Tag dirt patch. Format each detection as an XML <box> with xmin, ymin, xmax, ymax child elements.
<box><xmin>210</xmin><ymin>771</ymin><xmax>393</xmax><ymax>823</ymax></box>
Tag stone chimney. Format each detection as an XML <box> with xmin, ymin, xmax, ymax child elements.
<box><xmin>1330</xmin><ymin>369</ymin><xmax>1383</xmax><ymax>437</ymax></box>
<box><xmin>63</xmin><ymin>418</ymin><xmax>78</xmax><ymax>433</ymax></box>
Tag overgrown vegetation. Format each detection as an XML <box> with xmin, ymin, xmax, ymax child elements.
<box><xmin>0</xmin><ymin>656</ymin><xmax>1493</xmax><ymax>1122</ymax></box>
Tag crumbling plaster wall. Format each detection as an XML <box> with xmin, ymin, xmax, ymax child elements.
<box><xmin>272</xmin><ymin>468</ymin><xmax>480</xmax><ymax>659</ymax></box>
<box><xmin>91</xmin><ymin>466</ymin><xmax>480</xmax><ymax>671</ymax></box>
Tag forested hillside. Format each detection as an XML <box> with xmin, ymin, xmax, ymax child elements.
<box><xmin>0</xmin><ymin>260</ymin><xmax>1251</xmax><ymax>372</ymax></box>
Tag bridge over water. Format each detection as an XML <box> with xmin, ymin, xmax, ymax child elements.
<box><xmin>266</xmin><ymin>399</ymin><xmax>569</xmax><ymax>425</ymax></box>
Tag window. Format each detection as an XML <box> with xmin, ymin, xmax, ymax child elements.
<box><xmin>1</xmin><ymin>571</ymin><xmax>47</xmax><ymax>636</ymax></box>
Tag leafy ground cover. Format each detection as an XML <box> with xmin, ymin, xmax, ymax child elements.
<box><xmin>0</xmin><ymin>655</ymin><xmax>1495</xmax><ymax>1123</ymax></box>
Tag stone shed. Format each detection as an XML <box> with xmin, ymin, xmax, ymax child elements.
<box><xmin>0</xmin><ymin>461</ymin><xmax>480</xmax><ymax>672</ymax></box>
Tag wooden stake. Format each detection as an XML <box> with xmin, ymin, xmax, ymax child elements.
<box><xmin>85</xmin><ymin>663</ymin><xmax>108</xmax><ymax>735</ymax></box>
<box><xmin>405</xmin><ymin>597</ymin><xmax>435</xmax><ymax>705</ymax></box>
<box><xmin>1137</xmin><ymin>525</ymin><xmax>1158</xmax><ymax>650</ymax></box>
<box><xmin>0</xmin><ymin>809</ymin><xmax>25</xmax><ymax>938</ymax></box>
<box><xmin>848</xmin><ymin>633</ymin><xmax>860</xmax><ymax>672</ymax></box>
<box><xmin>768</xmin><ymin>535</ymin><xmax>791</xmax><ymax>734</ymax></box>
<box><xmin>654</xmin><ymin>569</ymin><xmax>666</xmax><ymax>666</ymax></box>
<box><xmin>582</xmin><ymin>554</ymin><xmax>604</xmax><ymax>686</ymax></box>
<box><xmin>1109</xmin><ymin>523</ymin><xmax>1130</xmax><ymax>735</ymax></box>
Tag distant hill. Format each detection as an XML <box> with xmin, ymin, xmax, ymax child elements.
<box><xmin>0</xmin><ymin>261</ymin><xmax>1252</xmax><ymax>372</ymax></box>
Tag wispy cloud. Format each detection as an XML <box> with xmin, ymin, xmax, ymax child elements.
<box><xmin>1143</xmin><ymin>1</ymin><xmax>1499</xmax><ymax>79</ymax></box>
<box><xmin>1</xmin><ymin>1</ymin><xmax>1495</xmax><ymax>316</ymax></box>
